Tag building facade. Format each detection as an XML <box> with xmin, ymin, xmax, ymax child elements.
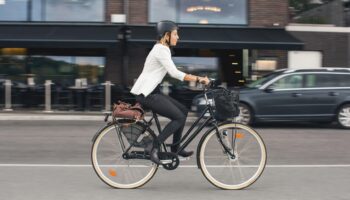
<box><xmin>288</xmin><ymin>24</ymin><xmax>350</xmax><ymax>68</ymax></box>
<box><xmin>0</xmin><ymin>0</ymin><xmax>303</xmax><ymax>109</ymax></box>
<box><xmin>287</xmin><ymin>0</ymin><xmax>350</xmax><ymax>69</ymax></box>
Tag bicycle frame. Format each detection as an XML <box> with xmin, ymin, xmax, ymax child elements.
<box><xmin>144</xmin><ymin>89</ymin><xmax>235</xmax><ymax>158</ymax></box>
<box><xmin>149</xmin><ymin>105</ymin><xmax>214</xmax><ymax>154</ymax></box>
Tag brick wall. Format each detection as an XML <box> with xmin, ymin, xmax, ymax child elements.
<box><xmin>249</xmin><ymin>0</ymin><xmax>289</xmax><ymax>27</ymax></box>
<box><xmin>290</xmin><ymin>31</ymin><xmax>350</xmax><ymax>67</ymax></box>
<box><xmin>129</xmin><ymin>0</ymin><xmax>148</xmax><ymax>24</ymax></box>
<box><xmin>105</xmin><ymin>0</ymin><xmax>124</xmax><ymax>23</ymax></box>
<box><xmin>105</xmin><ymin>0</ymin><xmax>148</xmax><ymax>24</ymax></box>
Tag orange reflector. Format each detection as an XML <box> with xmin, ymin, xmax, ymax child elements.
<box><xmin>109</xmin><ymin>169</ymin><xmax>117</xmax><ymax>177</ymax></box>
<box><xmin>236</xmin><ymin>133</ymin><xmax>244</xmax><ymax>139</ymax></box>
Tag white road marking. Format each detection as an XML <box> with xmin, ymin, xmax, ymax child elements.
<box><xmin>1</xmin><ymin>164</ymin><xmax>350</xmax><ymax>168</ymax></box>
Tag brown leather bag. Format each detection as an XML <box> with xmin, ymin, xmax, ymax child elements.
<box><xmin>112</xmin><ymin>101</ymin><xmax>145</xmax><ymax>120</ymax></box>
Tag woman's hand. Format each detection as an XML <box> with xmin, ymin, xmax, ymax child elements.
<box><xmin>184</xmin><ymin>74</ymin><xmax>210</xmax><ymax>85</ymax></box>
<box><xmin>198</xmin><ymin>76</ymin><xmax>210</xmax><ymax>85</ymax></box>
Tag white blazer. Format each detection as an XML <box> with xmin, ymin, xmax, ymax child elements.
<box><xmin>130</xmin><ymin>43</ymin><xmax>186</xmax><ymax>97</ymax></box>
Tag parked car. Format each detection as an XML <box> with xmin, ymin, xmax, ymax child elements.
<box><xmin>192</xmin><ymin>68</ymin><xmax>350</xmax><ymax>129</ymax></box>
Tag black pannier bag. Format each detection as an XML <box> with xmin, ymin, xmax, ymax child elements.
<box><xmin>211</xmin><ymin>88</ymin><xmax>240</xmax><ymax>121</ymax></box>
<box><xmin>117</xmin><ymin>120</ymin><xmax>153</xmax><ymax>148</ymax></box>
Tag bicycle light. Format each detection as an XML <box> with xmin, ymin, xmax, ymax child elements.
<box><xmin>223</xmin><ymin>130</ymin><xmax>228</xmax><ymax>136</ymax></box>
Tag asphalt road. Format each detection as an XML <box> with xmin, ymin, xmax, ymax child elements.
<box><xmin>1</xmin><ymin>120</ymin><xmax>350</xmax><ymax>200</ymax></box>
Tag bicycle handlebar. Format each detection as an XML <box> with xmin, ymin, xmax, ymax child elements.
<box><xmin>202</xmin><ymin>79</ymin><xmax>215</xmax><ymax>92</ymax></box>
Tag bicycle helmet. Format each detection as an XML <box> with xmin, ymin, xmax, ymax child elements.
<box><xmin>156</xmin><ymin>20</ymin><xmax>178</xmax><ymax>46</ymax></box>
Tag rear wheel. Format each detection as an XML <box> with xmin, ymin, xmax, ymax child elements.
<box><xmin>337</xmin><ymin>104</ymin><xmax>350</xmax><ymax>129</ymax></box>
<box><xmin>91</xmin><ymin>123</ymin><xmax>158</xmax><ymax>189</ymax></box>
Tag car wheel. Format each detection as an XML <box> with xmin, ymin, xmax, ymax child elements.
<box><xmin>337</xmin><ymin>104</ymin><xmax>350</xmax><ymax>129</ymax></box>
<box><xmin>236</xmin><ymin>103</ymin><xmax>253</xmax><ymax>125</ymax></box>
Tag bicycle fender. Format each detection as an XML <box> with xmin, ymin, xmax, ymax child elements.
<box><xmin>91</xmin><ymin>122</ymin><xmax>115</xmax><ymax>143</ymax></box>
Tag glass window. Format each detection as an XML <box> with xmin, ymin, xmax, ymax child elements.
<box><xmin>247</xmin><ymin>72</ymin><xmax>282</xmax><ymax>88</ymax></box>
<box><xmin>32</xmin><ymin>0</ymin><xmax>104</xmax><ymax>22</ymax></box>
<box><xmin>149</xmin><ymin>0</ymin><xmax>177</xmax><ymax>23</ymax></box>
<box><xmin>0</xmin><ymin>0</ymin><xmax>28</xmax><ymax>21</ymax></box>
<box><xmin>29</xmin><ymin>56</ymin><xmax>105</xmax><ymax>86</ymax></box>
<box><xmin>0</xmin><ymin>51</ymin><xmax>105</xmax><ymax>87</ymax></box>
<box><xmin>335</xmin><ymin>74</ymin><xmax>350</xmax><ymax>87</ymax></box>
<box><xmin>255</xmin><ymin>59</ymin><xmax>277</xmax><ymax>71</ymax></box>
<box><xmin>0</xmin><ymin>48</ymin><xmax>27</xmax><ymax>82</ymax></box>
<box><xmin>273</xmin><ymin>74</ymin><xmax>303</xmax><ymax>89</ymax></box>
<box><xmin>305</xmin><ymin>74</ymin><xmax>350</xmax><ymax>88</ymax></box>
<box><xmin>149</xmin><ymin>0</ymin><xmax>247</xmax><ymax>25</ymax></box>
<box><xmin>0</xmin><ymin>55</ymin><xmax>26</xmax><ymax>81</ymax></box>
<box><xmin>0</xmin><ymin>0</ymin><xmax>104</xmax><ymax>22</ymax></box>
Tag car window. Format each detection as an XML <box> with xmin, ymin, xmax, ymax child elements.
<box><xmin>247</xmin><ymin>72</ymin><xmax>282</xmax><ymax>88</ymax></box>
<box><xmin>305</xmin><ymin>74</ymin><xmax>350</xmax><ymax>88</ymax></box>
<box><xmin>272</xmin><ymin>74</ymin><xmax>303</xmax><ymax>89</ymax></box>
<box><xmin>334</xmin><ymin>74</ymin><xmax>350</xmax><ymax>87</ymax></box>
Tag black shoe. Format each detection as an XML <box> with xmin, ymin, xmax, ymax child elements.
<box><xmin>177</xmin><ymin>150</ymin><xmax>193</xmax><ymax>158</ymax></box>
<box><xmin>145</xmin><ymin>142</ymin><xmax>160</xmax><ymax>165</ymax></box>
<box><xmin>150</xmin><ymin>148</ymin><xmax>161</xmax><ymax>165</ymax></box>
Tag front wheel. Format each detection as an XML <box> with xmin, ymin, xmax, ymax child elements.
<box><xmin>198</xmin><ymin>123</ymin><xmax>267</xmax><ymax>190</ymax></box>
<box><xmin>91</xmin><ymin>123</ymin><xmax>158</xmax><ymax>189</ymax></box>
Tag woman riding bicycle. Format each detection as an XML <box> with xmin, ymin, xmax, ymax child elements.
<box><xmin>130</xmin><ymin>20</ymin><xmax>210</xmax><ymax>164</ymax></box>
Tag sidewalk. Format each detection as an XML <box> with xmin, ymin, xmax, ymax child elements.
<box><xmin>0</xmin><ymin>110</ymin><xmax>198</xmax><ymax>121</ymax></box>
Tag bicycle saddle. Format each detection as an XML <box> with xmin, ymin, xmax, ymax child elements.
<box><xmin>137</xmin><ymin>102</ymin><xmax>151</xmax><ymax>112</ymax></box>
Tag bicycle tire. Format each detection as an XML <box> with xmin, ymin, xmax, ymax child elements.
<box><xmin>91</xmin><ymin>122</ymin><xmax>158</xmax><ymax>189</ymax></box>
<box><xmin>197</xmin><ymin>122</ymin><xmax>267</xmax><ymax>190</ymax></box>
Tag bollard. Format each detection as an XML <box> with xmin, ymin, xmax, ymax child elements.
<box><xmin>43</xmin><ymin>80</ymin><xmax>54</xmax><ymax>113</ymax></box>
<box><xmin>102</xmin><ymin>81</ymin><xmax>114</xmax><ymax>112</ymax></box>
<box><xmin>3</xmin><ymin>80</ymin><xmax>13</xmax><ymax>111</ymax></box>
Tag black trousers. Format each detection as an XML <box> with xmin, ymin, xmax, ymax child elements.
<box><xmin>136</xmin><ymin>93</ymin><xmax>188</xmax><ymax>152</ymax></box>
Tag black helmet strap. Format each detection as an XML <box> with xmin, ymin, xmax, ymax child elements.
<box><xmin>166</xmin><ymin>32</ymin><xmax>172</xmax><ymax>46</ymax></box>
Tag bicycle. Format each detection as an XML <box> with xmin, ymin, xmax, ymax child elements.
<box><xmin>91</xmin><ymin>82</ymin><xmax>267</xmax><ymax>189</ymax></box>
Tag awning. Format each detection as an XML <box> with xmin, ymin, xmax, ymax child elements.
<box><xmin>0</xmin><ymin>23</ymin><xmax>304</xmax><ymax>50</ymax></box>
<box><xmin>0</xmin><ymin>23</ymin><xmax>121</xmax><ymax>48</ymax></box>
<box><xmin>128</xmin><ymin>25</ymin><xmax>304</xmax><ymax>50</ymax></box>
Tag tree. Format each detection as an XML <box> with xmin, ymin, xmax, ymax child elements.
<box><xmin>290</xmin><ymin>0</ymin><xmax>329</xmax><ymax>13</ymax></box>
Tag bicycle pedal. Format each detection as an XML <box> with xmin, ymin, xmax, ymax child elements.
<box><xmin>178</xmin><ymin>156</ymin><xmax>190</xmax><ymax>161</ymax></box>
<box><xmin>160</xmin><ymin>160</ymin><xmax>173</xmax><ymax>164</ymax></box>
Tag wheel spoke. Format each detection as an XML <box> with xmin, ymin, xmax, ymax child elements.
<box><xmin>339</xmin><ymin>106</ymin><xmax>350</xmax><ymax>127</ymax></box>
<box><xmin>236</xmin><ymin>158</ymin><xmax>246</xmax><ymax>183</ymax></box>
<box><xmin>238</xmin><ymin>137</ymin><xmax>255</xmax><ymax>155</ymax></box>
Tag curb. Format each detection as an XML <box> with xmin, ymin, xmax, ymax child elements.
<box><xmin>0</xmin><ymin>112</ymin><xmax>198</xmax><ymax>122</ymax></box>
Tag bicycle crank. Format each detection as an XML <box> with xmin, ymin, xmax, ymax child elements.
<box><xmin>158</xmin><ymin>152</ymin><xmax>179</xmax><ymax>170</ymax></box>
